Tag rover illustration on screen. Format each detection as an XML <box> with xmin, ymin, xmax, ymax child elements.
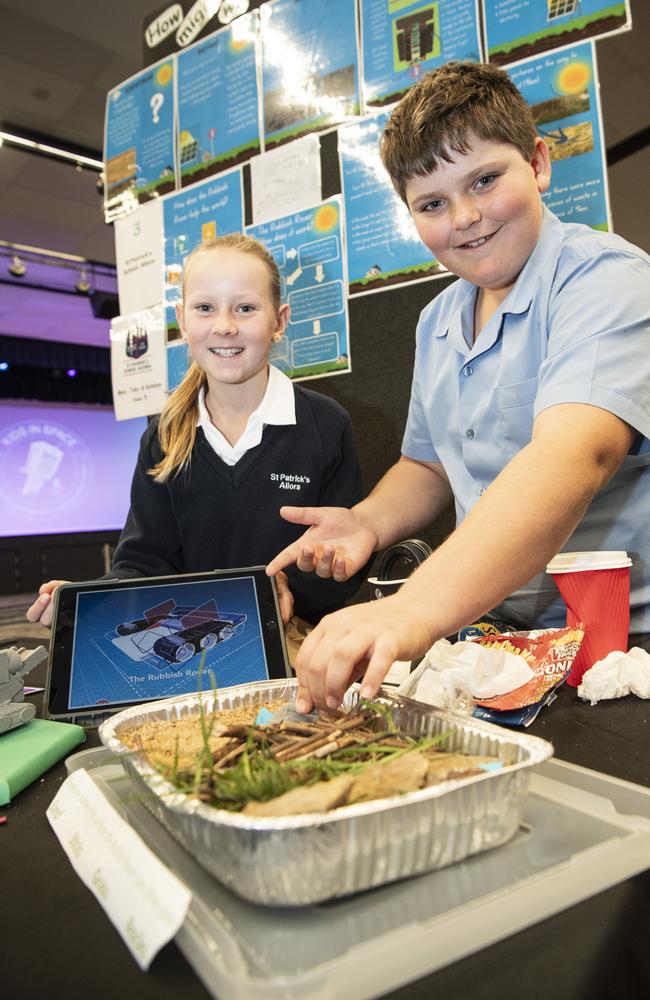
<box><xmin>110</xmin><ymin>597</ymin><xmax>247</xmax><ymax>668</ymax></box>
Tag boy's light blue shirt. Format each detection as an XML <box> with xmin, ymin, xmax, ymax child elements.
<box><xmin>402</xmin><ymin>207</ymin><xmax>650</xmax><ymax>633</ymax></box>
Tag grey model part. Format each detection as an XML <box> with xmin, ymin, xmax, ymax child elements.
<box><xmin>0</xmin><ymin>645</ymin><xmax>49</xmax><ymax>735</ymax></box>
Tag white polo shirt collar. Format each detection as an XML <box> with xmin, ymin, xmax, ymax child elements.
<box><xmin>197</xmin><ymin>363</ymin><xmax>296</xmax><ymax>466</ymax></box>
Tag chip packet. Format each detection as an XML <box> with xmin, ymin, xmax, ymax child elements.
<box><xmin>469</xmin><ymin>625</ymin><xmax>585</xmax><ymax>727</ymax></box>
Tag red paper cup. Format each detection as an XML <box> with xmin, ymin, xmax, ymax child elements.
<box><xmin>546</xmin><ymin>551</ymin><xmax>632</xmax><ymax>687</ymax></box>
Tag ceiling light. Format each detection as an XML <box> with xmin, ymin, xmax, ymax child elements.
<box><xmin>8</xmin><ymin>255</ymin><xmax>26</xmax><ymax>277</ymax></box>
<box><xmin>0</xmin><ymin>130</ymin><xmax>102</xmax><ymax>170</ymax></box>
<box><xmin>0</xmin><ymin>361</ymin><xmax>9</xmax><ymax>371</ymax></box>
<box><xmin>66</xmin><ymin>369</ymin><xmax>77</xmax><ymax>378</ymax></box>
<box><xmin>76</xmin><ymin>268</ymin><xmax>91</xmax><ymax>294</ymax></box>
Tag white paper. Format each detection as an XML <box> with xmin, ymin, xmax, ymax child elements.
<box><xmin>398</xmin><ymin>638</ymin><xmax>534</xmax><ymax>709</ymax></box>
<box><xmin>115</xmin><ymin>199</ymin><xmax>164</xmax><ymax>314</ymax></box>
<box><xmin>110</xmin><ymin>305</ymin><xmax>168</xmax><ymax>420</ymax></box>
<box><xmin>47</xmin><ymin>769</ymin><xmax>191</xmax><ymax>970</ymax></box>
<box><xmin>250</xmin><ymin>134</ymin><xmax>322</xmax><ymax>225</ymax></box>
<box><xmin>578</xmin><ymin>647</ymin><xmax>650</xmax><ymax>705</ymax></box>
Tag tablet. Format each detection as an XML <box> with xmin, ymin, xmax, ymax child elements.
<box><xmin>45</xmin><ymin>568</ymin><xmax>290</xmax><ymax>725</ymax></box>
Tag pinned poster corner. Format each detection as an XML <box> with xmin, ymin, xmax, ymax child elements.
<box><xmin>111</xmin><ymin>305</ymin><xmax>168</xmax><ymax>421</ymax></box>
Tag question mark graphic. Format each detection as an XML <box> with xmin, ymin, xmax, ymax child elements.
<box><xmin>150</xmin><ymin>92</ymin><xmax>164</xmax><ymax>124</ymax></box>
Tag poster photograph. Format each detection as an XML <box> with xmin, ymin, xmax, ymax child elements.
<box><xmin>339</xmin><ymin>113</ymin><xmax>446</xmax><ymax>295</ymax></box>
<box><xmin>508</xmin><ymin>41</ymin><xmax>610</xmax><ymax>231</ymax></box>
<box><xmin>483</xmin><ymin>0</ymin><xmax>631</xmax><ymax>67</ymax></box>
<box><xmin>104</xmin><ymin>56</ymin><xmax>177</xmax><ymax>221</ymax></box>
<box><xmin>361</xmin><ymin>0</ymin><xmax>482</xmax><ymax>109</ymax></box>
<box><xmin>176</xmin><ymin>11</ymin><xmax>262</xmax><ymax>187</ymax></box>
<box><xmin>248</xmin><ymin>198</ymin><xmax>351</xmax><ymax>379</ymax></box>
<box><xmin>260</xmin><ymin>0</ymin><xmax>361</xmax><ymax>150</ymax></box>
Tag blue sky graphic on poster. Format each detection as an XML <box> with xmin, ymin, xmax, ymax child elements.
<box><xmin>247</xmin><ymin>199</ymin><xmax>350</xmax><ymax>380</ymax></box>
<box><xmin>508</xmin><ymin>42</ymin><xmax>609</xmax><ymax>230</ymax></box>
<box><xmin>361</xmin><ymin>0</ymin><xmax>482</xmax><ymax>108</ymax></box>
<box><xmin>104</xmin><ymin>57</ymin><xmax>176</xmax><ymax>219</ymax></box>
<box><xmin>260</xmin><ymin>0</ymin><xmax>360</xmax><ymax>149</ymax></box>
<box><xmin>339</xmin><ymin>114</ymin><xmax>446</xmax><ymax>294</ymax></box>
<box><xmin>68</xmin><ymin>577</ymin><xmax>269</xmax><ymax>710</ymax></box>
<box><xmin>482</xmin><ymin>0</ymin><xmax>630</xmax><ymax>66</ymax></box>
<box><xmin>162</xmin><ymin>168</ymin><xmax>244</xmax><ymax>389</ymax></box>
<box><xmin>177</xmin><ymin>12</ymin><xmax>261</xmax><ymax>187</ymax></box>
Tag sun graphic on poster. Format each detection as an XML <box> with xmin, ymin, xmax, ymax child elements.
<box><xmin>229</xmin><ymin>36</ymin><xmax>249</xmax><ymax>53</ymax></box>
<box><xmin>555</xmin><ymin>60</ymin><xmax>591</xmax><ymax>96</ymax></box>
<box><xmin>155</xmin><ymin>63</ymin><xmax>173</xmax><ymax>87</ymax></box>
<box><xmin>313</xmin><ymin>204</ymin><xmax>339</xmax><ymax>233</ymax></box>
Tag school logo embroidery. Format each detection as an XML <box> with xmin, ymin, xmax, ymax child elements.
<box><xmin>270</xmin><ymin>472</ymin><xmax>311</xmax><ymax>491</ymax></box>
<box><xmin>0</xmin><ymin>419</ymin><xmax>92</xmax><ymax>515</ymax></box>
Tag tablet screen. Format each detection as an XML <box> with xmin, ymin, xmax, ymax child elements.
<box><xmin>47</xmin><ymin>569</ymin><xmax>288</xmax><ymax>720</ymax></box>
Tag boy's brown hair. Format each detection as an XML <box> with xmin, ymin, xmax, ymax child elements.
<box><xmin>380</xmin><ymin>61</ymin><xmax>538</xmax><ymax>203</ymax></box>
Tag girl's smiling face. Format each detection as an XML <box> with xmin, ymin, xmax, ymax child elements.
<box><xmin>405</xmin><ymin>135</ymin><xmax>551</xmax><ymax>303</ymax></box>
<box><xmin>176</xmin><ymin>248</ymin><xmax>289</xmax><ymax>399</ymax></box>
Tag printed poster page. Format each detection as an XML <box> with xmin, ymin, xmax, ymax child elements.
<box><xmin>339</xmin><ymin>113</ymin><xmax>447</xmax><ymax>295</ymax></box>
<box><xmin>508</xmin><ymin>41</ymin><xmax>610</xmax><ymax>230</ymax></box>
<box><xmin>260</xmin><ymin>0</ymin><xmax>361</xmax><ymax>150</ymax></box>
<box><xmin>247</xmin><ymin>198</ymin><xmax>351</xmax><ymax>380</ymax></box>
<box><xmin>483</xmin><ymin>0</ymin><xmax>631</xmax><ymax>67</ymax></box>
<box><xmin>114</xmin><ymin>199</ymin><xmax>164</xmax><ymax>315</ymax></box>
<box><xmin>250</xmin><ymin>134</ymin><xmax>322</xmax><ymax>226</ymax></box>
<box><xmin>110</xmin><ymin>306</ymin><xmax>169</xmax><ymax>421</ymax></box>
<box><xmin>176</xmin><ymin>11</ymin><xmax>262</xmax><ymax>188</ymax></box>
<box><xmin>104</xmin><ymin>56</ymin><xmax>177</xmax><ymax>222</ymax></box>
<box><xmin>361</xmin><ymin>0</ymin><xmax>482</xmax><ymax>109</ymax></box>
<box><xmin>162</xmin><ymin>168</ymin><xmax>245</xmax><ymax>389</ymax></box>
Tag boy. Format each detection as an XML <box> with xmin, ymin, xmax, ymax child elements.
<box><xmin>267</xmin><ymin>62</ymin><xmax>650</xmax><ymax>714</ymax></box>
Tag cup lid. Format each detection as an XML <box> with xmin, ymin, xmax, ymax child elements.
<box><xmin>546</xmin><ymin>550</ymin><xmax>632</xmax><ymax>573</ymax></box>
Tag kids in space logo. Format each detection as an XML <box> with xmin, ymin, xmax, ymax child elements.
<box><xmin>0</xmin><ymin>419</ymin><xmax>92</xmax><ymax>515</ymax></box>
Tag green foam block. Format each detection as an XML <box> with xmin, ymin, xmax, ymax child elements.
<box><xmin>0</xmin><ymin>717</ymin><xmax>85</xmax><ymax>805</ymax></box>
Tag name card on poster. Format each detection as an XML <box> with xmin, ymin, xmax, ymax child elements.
<box><xmin>115</xmin><ymin>200</ymin><xmax>165</xmax><ymax>315</ymax></box>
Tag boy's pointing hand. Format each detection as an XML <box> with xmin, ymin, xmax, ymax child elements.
<box><xmin>266</xmin><ymin>506</ymin><xmax>377</xmax><ymax>582</ymax></box>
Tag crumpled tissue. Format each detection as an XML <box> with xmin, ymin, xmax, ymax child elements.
<box><xmin>397</xmin><ymin>638</ymin><xmax>534</xmax><ymax>711</ymax></box>
<box><xmin>577</xmin><ymin>647</ymin><xmax>650</xmax><ymax>705</ymax></box>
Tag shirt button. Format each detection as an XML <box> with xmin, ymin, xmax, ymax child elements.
<box><xmin>463</xmin><ymin>365</ymin><xmax>473</xmax><ymax>376</ymax></box>
<box><xmin>465</xmin><ymin>429</ymin><xmax>475</xmax><ymax>439</ymax></box>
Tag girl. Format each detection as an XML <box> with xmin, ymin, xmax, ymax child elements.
<box><xmin>27</xmin><ymin>233</ymin><xmax>366</xmax><ymax>633</ymax></box>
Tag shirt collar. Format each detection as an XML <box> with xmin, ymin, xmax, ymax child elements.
<box><xmin>198</xmin><ymin>364</ymin><xmax>296</xmax><ymax>429</ymax></box>
<box><xmin>197</xmin><ymin>364</ymin><xmax>296</xmax><ymax>466</ymax></box>
<box><xmin>256</xmin><ymin>362</ymin><xmax>296</xmax><ymax>427</ymax></box>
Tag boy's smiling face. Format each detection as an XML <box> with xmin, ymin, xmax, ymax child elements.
<box><xmin>405</xmin><ymin>135</ymin><xmax>551</xmax><ymax>302</ymax></box>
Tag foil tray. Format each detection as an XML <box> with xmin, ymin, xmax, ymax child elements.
<box><xmin>98</xmin><ymin>679</ymin><xmax>553</xmax><ymax>906</ymax></box>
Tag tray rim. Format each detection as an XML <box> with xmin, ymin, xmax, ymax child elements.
<box><xmin>99</xmin><ymin>678</ymin><xmax>554</xmax><ymax>831</ymax></box>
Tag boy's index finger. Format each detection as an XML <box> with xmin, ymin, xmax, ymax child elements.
<box><xmin>266</xmin><ymin>543</ymin><xmax>302</xmax><ymax>576</ymax></box>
